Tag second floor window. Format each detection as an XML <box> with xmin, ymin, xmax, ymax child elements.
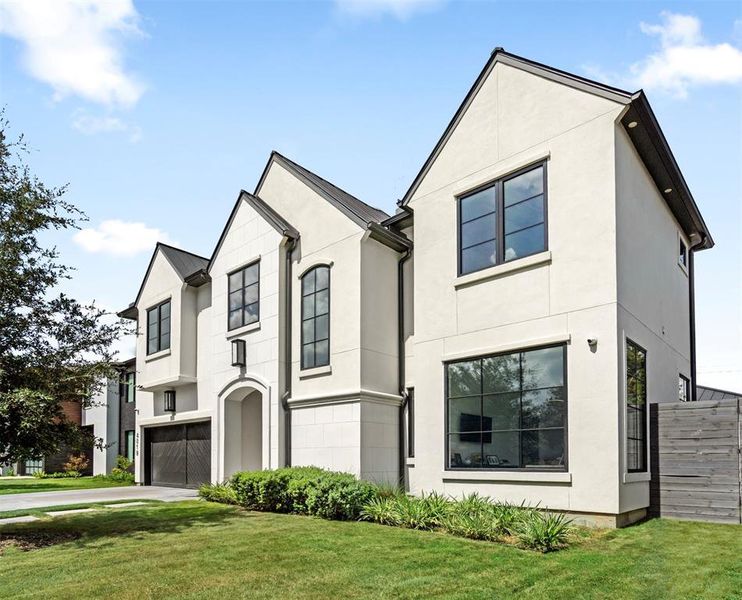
<box><xmin>301</xmin><ymin>265</ymin><xmax>330</xmax><ymax>369</ymax></box>
<box><xmin>120</xmin><ymin>372</ymin><xmax>135</xmax><ymax>403</ymax></box>
<box><xmin>458</xmin><ymin>162</ymin><xmax>547</xmax><ymax>275</ymax></box>
<box><xmin>228</xmin><ymin>261</ymin><xmax>260</xmax><ymax>330</ymax></box>
<box><xmin>147</xmin><ymin>300</ymin><xmax>170</xmax><ymax>355</ymax></box>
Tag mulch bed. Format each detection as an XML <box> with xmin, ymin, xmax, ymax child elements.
<box><xmin>0</xmin><ymin>531</ymin><xmax>81</xmax><ymax>554</ymax></box>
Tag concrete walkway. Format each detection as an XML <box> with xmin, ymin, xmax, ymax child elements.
<box><xmin>0</xmin><ymin>486</ymin><xmax>198</xmax><ymax>512</ymax></box>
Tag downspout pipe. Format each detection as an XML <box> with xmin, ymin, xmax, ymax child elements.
<box><xmin>397</xmin><ymin>246</ymin><xmax>412</xmax><ymax>486</ymax></box>
<box><xmin>281</xmin><ymin>236</ymin><xmax>298</xmax><ymax>466</ymax></box>
<box><xmin>688</xmin><ymin>233</ymin><xmax>705</xmax><ymax>403</ymax></box>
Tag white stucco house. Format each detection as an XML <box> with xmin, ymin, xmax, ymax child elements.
<box><xmin>119</xmin><ymin>49</ymin><xmax>713</xmax><ymax>527</ymax></box>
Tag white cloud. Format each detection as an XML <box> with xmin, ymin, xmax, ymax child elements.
<box><xmin>72</xmin><ymin>112</ymin><xmax>142</xmax><ymax>142</ymax></box>
<box><xmin>630</xmin><ymin>12</ymin><xmax>742</xmax><ymax>98</ymax></box>
<box><xmin>334</xmin><ymin>0</ymin><xmax>445</xmax><ymax>20</ymax></box>
<box><xmin>74</xmin><ymin>220</ymin><xmax>172</xmax><ymax>257</ymax></box>
<box><xmin>0</xmin><ymin>0</ymin><xmax>145</xmax><ymax>107</ymax></box>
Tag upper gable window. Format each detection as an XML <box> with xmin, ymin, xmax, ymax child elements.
<box><xmin>301</xmin><ymin>265</ymin><xmax>330</xmax><ymax>370</ymax></box>
<box><xmin>228</xmin><ymin>261</ymin><xmax>260</xmax><ymax>331</ymax></box>
<box><xmin>458</xmin><ymin>163</ymin><xmax>547</xmax><ymax>276</ymax></box>
<box><xmin>147</xmin><ymin>300</ymin><xmax>171</xmax><ymax>355</ymax></box>
<box><xmin>678</xmin><ymin>237</ymin><xmax>688</xmax><ymax>270</ymax></box>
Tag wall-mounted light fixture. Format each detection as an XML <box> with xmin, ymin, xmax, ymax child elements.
<box><xmin>231</xmin><ymin>339</ymin><xmax>246</xmax><ymax>367</ymax></box>
<box><xmin>164</xmin><ymin>390</ymin><xmax>176</xmax><ymax>413</ymax></box>
<box><xmin>587</xmin><ymin>338</ymin><xmax>598</xmax><ymax>350</ymax></box>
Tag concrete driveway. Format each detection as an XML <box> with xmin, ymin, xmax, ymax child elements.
<box><xmin>0</xmin><ymin>486</ymin><xmax>198</xmax><ymax>512</ymax></box>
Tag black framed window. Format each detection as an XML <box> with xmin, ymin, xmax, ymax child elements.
<box><xmin>228</xmin><ymin>261</ymin><xmax>260</xmax><ymax>331</ymax></box>
<box><xmin>446</xmin><ymin>344</ymin><xmax>566</xmax><ymax>471</ymax></box>
<box><xmin>406</xmin><ymin>388</ymin><xmax>415</xmax><ymax>459</ymax></box>
<box><xmin>301</xmin><ymin>265</ymin><xmax>330</xmax><ymax>369</ymax></box>
<box><xmin>124</xmin><ymin>430</ymin><xmax>135</xmax><ymax>461</ymax></box>
<box><xmin>626</xmin><ymin>340</ymin><xmax>647</xmax><ymax>472</ymax></box>
<box><xmin>678</xmin><ymin>238</ymin><xmax>688</xmax><ymax>268</ymax></box>
<box><xmin>678</xmin><ymin>374</ymin><xmax>690</xmax><ymax>402</ymax></box>
<box><xmin>458</xmin><ymin>162</ymin><xmax>547</xmax><ymax>275</ymax></box>
<box><xmin>146</xmin><ymin>300</ymin><xmax>170</xmax><ymax>355</ymax></box>
<box><xmin>124</xmin><ymin>372</ymin><xmax>135</xmax><ymax>403</ymax></box>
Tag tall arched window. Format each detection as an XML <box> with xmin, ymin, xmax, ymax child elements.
<box><xmin>301</xmin><ymin>265</ymin><xmax>330</xmax><ymax>369</ymax></box>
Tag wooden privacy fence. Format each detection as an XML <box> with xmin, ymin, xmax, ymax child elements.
<box><xmin>650</xmin><ymin>398</ymin><xmax>741</xmax><ymax>524</ymax></box>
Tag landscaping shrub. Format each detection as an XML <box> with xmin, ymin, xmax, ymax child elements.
<box><xmin>63</xmin><ymin>453</ymin><xmax>89</xmax><ymax>476</ymax></box>
<box><xmin>230</xmin><ymin>467</ymin><xmax>376</xmax><ymax>521</ymax></box>
<box><xmin>360</xmin><ymin>496</ymin><xmax>400</xmax><ymax>526</ymax></box>
<box><xmin>199</xmin><ymin>482</ymin><xmax>238</xmax><ymax>505</ymax></box>
<box><xmin>514</xmin><ymin>511</ymin><xmax>574</xmax><ymax>553</ymax></box>
<box><xmin>32</xmin><ymin>470</ymin><xmax>79</xmax><ymax>479</ymax></box>
<box><xmin>92</xmin><ymin>456</ymin><xmax>135</xmax><ymax>484</ymax></box>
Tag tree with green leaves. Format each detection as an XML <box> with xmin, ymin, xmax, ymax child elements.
<box><xmin>0</xmin><ymin>118</ymin><xmax>129</xmax><ymax>465</ymax></box>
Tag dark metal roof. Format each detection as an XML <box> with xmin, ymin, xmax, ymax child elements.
<box><xmin>256</xmin><ymin>151</ymin><xmax>390</xmax><ymax>227</ymax></box>
<box><xmin>117</xmin><ymin>243</ymin><xmax>209</xmax><ymax>320</ymax></box>
<box><xmin>398</xmin><ymin>47</ymin><xmax>713</xmax><ymax>250</ymax></box>
<box><xmin>696</xmin><ymin>385</ymin><xmax>741</xmax><ymax>402</ymax></box>
<box><xmin>159</xmin><ymin>243</ymin><xmax>209</xmax><ymax>280</ymax></box>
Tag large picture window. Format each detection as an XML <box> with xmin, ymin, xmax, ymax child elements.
<box><xmin>301</xmin><ymin>265</ymin><xmax>330</xmax><ymax>370</ymax></box>
<box><xmin>147</xmin><ymin>300</ymin><xmax>171</xmax><ymax>355</ymax></box>
<box><xmin>458</xmin><ymin>162</ymin><xmax>547</xmax><ymax>275</ymax></box>
<box><xmin>626</xmin><ymin>340</ymin><xmax>647</xmax><ymax>472</ymax></box>
<box><xmin>446</xmin><ymin>344</ymin><xmax>566</xmax><ymax>470</ymax></box>
<box><xmin>228</xmin><ymin>261</ymin><xmax>260</xmax><ymax>331</ymax></box>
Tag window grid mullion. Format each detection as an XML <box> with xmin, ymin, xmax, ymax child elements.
<box><xmin>497</xmin><ymin>180</ymin><xmax>504</xmax><ymax>265</ymax></box>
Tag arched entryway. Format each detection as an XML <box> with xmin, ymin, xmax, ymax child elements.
<box><xmin>218</xmin><ymin>375</ymin><xmax>271</xmax><ymax>481</ymax></box>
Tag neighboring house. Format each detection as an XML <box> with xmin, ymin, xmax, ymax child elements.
<box><xmin>83</xmin><ymin>358</ymin><xmax>137</xmax><ymax>475</ymax></box>
<box><xmin>695</xmin><ymin>385</ymin><xmax>741</xmax><ymax>402</ymax></box>
<box><xmin>119</xmin><ymin>49</ymin><xmax>713</xmax><ymax>526</ymax></box>
<box><xmin>11</xmin><ymin>400</ymin><xmax>94</xmax><ymax>476</ymax></box>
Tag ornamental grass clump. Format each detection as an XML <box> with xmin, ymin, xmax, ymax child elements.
<box><xmin>514</xmin><ymin>511</ymin><xmax>574</xmax><ymax>553</ymax></box>
<box><xmin>198</xmin><ymin>482</ymin><xmax>238</xmax><ymax>505</ymax></box>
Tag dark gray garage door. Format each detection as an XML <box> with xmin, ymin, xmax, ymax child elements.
<box><xmin>147</xmin><ymin>421</ymin><xmax>211</xmax><ymax>488</ymax></box>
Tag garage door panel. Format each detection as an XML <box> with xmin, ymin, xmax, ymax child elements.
<box><xmin>186</xmin><ymin>422</ymin><xmax>211</xmax><ymax>487</ymax></box>
<box><xmin>148</xmin><ymin>421</ymin><xmax>211</xmax><ymax>488</ymax></box>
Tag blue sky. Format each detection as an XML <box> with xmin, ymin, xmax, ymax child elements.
<box><xmin>1</xmin><ymin>0</ymin><xmax>740</xmax><ymax>391</ymax></box>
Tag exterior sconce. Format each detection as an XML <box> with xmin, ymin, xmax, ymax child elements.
<box><xmin>587</xmin><ymin>338</ymin><xmax>598</xmax><ymax>350</ymax></box>
<box><xmin>164</xmin><ymin>390</ymin><xmax>176</xmax><ymax>413</ymax></box>
<box><xmin>231</xmin><ymin>339</ymin><xmax>246</xmax><ymax>367</ymax></box>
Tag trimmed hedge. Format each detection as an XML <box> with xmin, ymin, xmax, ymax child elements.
<box><xmin>230</xmin><ymin>467</ymin><xmax>377</xmax><ymax>521</ymax></box>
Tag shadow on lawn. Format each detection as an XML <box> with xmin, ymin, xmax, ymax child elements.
<box><xmin>0</xmin><ymin>502</ymin><xmax>246</xmax><ymax>551</ymax></box>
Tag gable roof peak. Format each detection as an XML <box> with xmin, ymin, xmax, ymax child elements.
<box><xmin>258</xmin><ymin>151</ymin><xmax>390</xmax><ymax>228</ymax></box>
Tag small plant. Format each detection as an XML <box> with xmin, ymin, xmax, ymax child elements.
<box><xmin>360</xmin><ymin>496</ymin><xmax>400</xmax><ymax>526</ymax></box>
<box><xmin>391</xmin><ymin>495</ymin><xmax>441</xmax><ymax>530</ymax></box>
<box><xmin>199</xmin><ymin>482</ymin><xmax>238</xmax><ymax>505</ymax></box>
<box><xmin>442</xmin><ymin>508</ymin><xmax>500</xmax><ymax>541</ymax></box>
<box><xmin>63</xmin><ymin>453</ymin><xmax>88</xmax><ymax>476</ymax></box>
<box><xmin>515</xmin><ymin>511</ymin><xmax>574</xmax><ymax>553</ymax></box>
<box><xmin>5</xmin><ymin>467</ymin><xmax>15</xmax><ymax>477</ymax></box>
<box><xmin>32</xmin><ymin>470</ymin><xmax>46</xmax><ymax>479</ymax></box>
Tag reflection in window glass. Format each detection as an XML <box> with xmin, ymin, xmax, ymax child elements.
<box><xmin>446</xmin><ymin>345</ymin><xmax>566</xmax><ymax>470</ymax></box>
<box><xmin>228</xmin><ymin>262</ymin><xmax>260</xmax><ymax>331</ymax></box>
<box><xmin>147</xmin><ymin>300</ymin><xmax>171</xmax><ymax>355</ymax></box>
<box><xmin>301</xmin><ymin>266</ymin><xmax>330</xmax><ymax>369</ymax></box>
<box><xmin>626</xmin><ymin>340</ymin><xmax>647</xmax><ymax>472</ymax></box>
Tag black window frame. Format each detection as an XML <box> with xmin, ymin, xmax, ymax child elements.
<box><xmin>146</xmin><ymin>299</ymin><xmax>171</xmax><ymax>355</ymax></box>
<box><xmin>444</xmin><ymin>343</ymin><xmax>568</xmax><ymax>472</ymax></box>
<box><xmin>406</xmin><ymin>387</ymin><xmax>415</xmax><ymax>459</ymax></box>
<box><xmin>227</xmin><ymin>260</ymin><xmax>260</xmax><ymax>331</ymax></box>
<box><xmin>300</xmin><ymin>265</ymin><xmax>330</xmax><ymax>370</ymax></box>
<box><xmin>678</xmin><ymin>237</ymin><xmax>688</xmax><ymax>269</ymax></box>
<box><xmin>457</xmin><ymin>161</ymin><xmax>548</xmax><ymax>276</ymax></box>
<box><xmin>678</xmin><ymin>373</ymin><xmax>691</xmax><ymax>402</ymax></box>
<box><xmin>626</xmin><ymin>339</ymin><xmax>648</xmax><ymax>473</ymax></box>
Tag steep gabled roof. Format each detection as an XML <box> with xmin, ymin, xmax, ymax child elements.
<box><xmin>117</xmin><ymin>242</ymin><xmax>209</xmax><ymax>319</ymax></box>
<box><xmin>399</xmin><ymin>47</ymin><xmax>713</xmax><ymax>250</ymax></box>
<box><xmin>255</xmin><ymin>151</ymin><xmax>390</xmax><ymax>227</ymax></box>
<box><xmin>207</xmin><ymin>190</ymin><xmax>299</xmax><ymax>274</ymax></box>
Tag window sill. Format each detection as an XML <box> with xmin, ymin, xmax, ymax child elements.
<box><xmin>623</xmin><ymin>472</ymin><xmax>651</xmax><ymax>483</ymax></box>
<box><xmin>226</xmin><ymin>321</ymin><xmax>261</xmax><ymax>339</ymax></box>
<box><xmin>442</xmin><ymin>470</ymin><xmax>571</xmax><ymax>484</ymax></box>
<box><xmin>299</xmin><ymin>365</ymin><xmax>332</xmax><ymax>380</ymax></box>
<box><xmin>145</xmin><ymin>348</ymin><xmax>171</xmax><ymax>363</ymax></box>
<box><xmin>454</xmin><ymin>251</ymin><xmax>551</xmax><ymax>289</ymax></box>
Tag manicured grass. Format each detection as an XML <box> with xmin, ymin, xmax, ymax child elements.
<box><xmin>0</xmin><ymin>502</ymin><xmax>740</xmax><ymax>599</ymax></box>
<box><xmin>0</xmin><ymin>477</ymin><xmax>132</xmax><ymax>495</ymax></box>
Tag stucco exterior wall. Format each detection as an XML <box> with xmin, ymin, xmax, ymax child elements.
<box><xmin>405</xmin><ymin>61</ymin><xmax>626</xmax><ymax>515</ymax></box>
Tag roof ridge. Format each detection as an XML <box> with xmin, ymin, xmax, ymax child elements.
<box><xmin>157</xmin><ymin>241</ymin><xmax>209</xmax><ymax>262</ymax></box>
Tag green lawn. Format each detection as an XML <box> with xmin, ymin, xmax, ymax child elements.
<box><xmin>0</xmin><ymin>476</ymin><xmax>132</xmax><ymax>495</ymax></box>
<box><xmin>0</xmin><ymin>502</ymin><xmax>740</xmax><ymax>599</ymax></box>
